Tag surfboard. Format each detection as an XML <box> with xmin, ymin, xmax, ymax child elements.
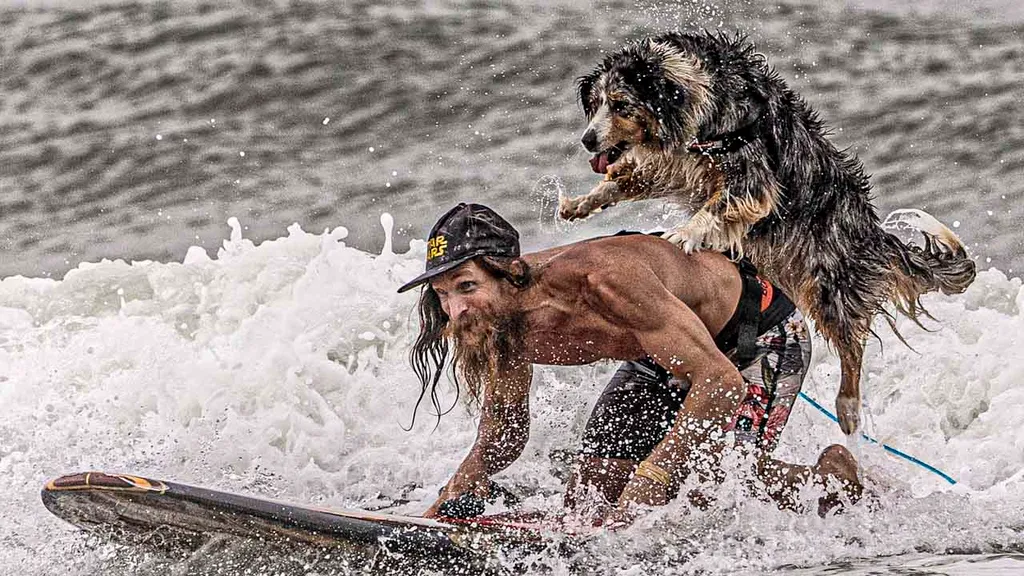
<box><xmin>41</xmin><ymin>472</ymin><xmax>574</xmax><ymax>569</ymax></box>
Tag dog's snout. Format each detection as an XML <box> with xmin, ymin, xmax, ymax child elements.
<box><xmin>581</xmin><ymin>129</ymin><xmax>599</xmax><ymax>152</ymax></box>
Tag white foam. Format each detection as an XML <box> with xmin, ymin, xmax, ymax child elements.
<box><xmin>1</xmin><ymin>217</ymin><xmax>1021</xmax><ymax>573</ymax></box>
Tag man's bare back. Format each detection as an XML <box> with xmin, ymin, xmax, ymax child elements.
<box><xmin>517</xmin><ymin>235</ymin><xmax>742</xmax><ymax>366</ymax></box>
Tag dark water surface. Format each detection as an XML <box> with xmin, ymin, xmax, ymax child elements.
<box><xmin>0</xmin><ymin>0</ymin><xmax>1022</xmax><ymax>279</ymax></box>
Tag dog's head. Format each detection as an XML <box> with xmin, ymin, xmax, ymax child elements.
<box><xmin>577</xmin><ymin>37</ymin><xmax>714</xmax><ymax>174</ymax></box>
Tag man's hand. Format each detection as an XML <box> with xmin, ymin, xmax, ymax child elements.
<box><xmin>424</xmin><ymin>469</ymin><xmax>491</xmax><ymax>518</ymax></box>
<box><xmin>602</xmin><ymin>466</ymin><xmax>672</xmax><ymax>529</ymax></box>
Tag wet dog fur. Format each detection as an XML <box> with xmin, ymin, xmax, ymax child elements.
<box><xmin>559</xmin><ymin>31</ymin><xmax>977</xmax><ymax>434</ymax></box>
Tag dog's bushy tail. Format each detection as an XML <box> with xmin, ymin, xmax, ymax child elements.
<box><xmin>883</xmin><ymin>209</ymin><xmax>977</xmax><ymax>324</ymax></box>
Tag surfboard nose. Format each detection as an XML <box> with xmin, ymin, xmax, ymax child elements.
<box><xmin>44</xmin><ymin>471</ymin><xmax>167</xmax><ymax>492</ymax></box>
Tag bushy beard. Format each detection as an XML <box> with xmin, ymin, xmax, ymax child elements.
<box><xmin>448</xmin><ymin>302</ymin><xmax>528</xmax><ymax>405</ymax></box>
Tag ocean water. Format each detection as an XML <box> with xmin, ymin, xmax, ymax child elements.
<box><xmin>1</xmin><ymin>218</ymin><xmax>1023</xmax><ymax>575</ymax></box>
<box><xmin>1</xmin><ymin>0</ymin><xmax>1022</xmax><ymax>278</ymax></box>
<box><xmin>1</xmin><ymin>0</ymin><xmax>1023</xmax><ymax>574</ymax></box>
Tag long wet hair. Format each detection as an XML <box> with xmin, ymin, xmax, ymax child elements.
<box><xmin>407</xmin><ymin>256</ymin><xmax>532</xmax><ymax>429</ymax></box>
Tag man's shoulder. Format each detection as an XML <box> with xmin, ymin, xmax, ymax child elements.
<box><xmin>527</xmin><ymin>234</ymin><xmax>729</xmax><ymax>276</ymax></box>
<box><xmin>530</xmin><ymin>234</ymin><xmax>652</xmax><ymax>265</ymax></box>
<box><xmin>535</xmin><ymin>235</ymin><xmax>670</xmax><ymax>281</ymax></box>
<box><xmin>540</xmin><ymin>236</ymin><xmax>739</xmax><ymax>297</ymax></box>
<box><xmin>565</xmin><ymin>231</ymin><xmax>665</xmax><ymax>251</ymax></box>
<box><xmin>576</xmin><ymin>233</ymin><xmax>690</xmax><ymax>260</ymax></box>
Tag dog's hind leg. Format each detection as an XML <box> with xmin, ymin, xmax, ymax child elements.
<box><xmin>836</xmin><ymin>342</ymin><xmax>865</xmax><ymax>436</ymax></box>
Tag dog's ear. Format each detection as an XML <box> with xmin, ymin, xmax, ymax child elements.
<box><xmin>576</xmin><ymin>71</ymin><xmax>601</xmax><ymax>119</ymax></box>
<box><xmin>647</xmin><ymin>79</ymin><xmax>689</xmax><ymax>147</ymax></box>
<box><xmin>638</xmin><ymin>42</ymin><xmax>700</xmax><ymax>147</ymax></box>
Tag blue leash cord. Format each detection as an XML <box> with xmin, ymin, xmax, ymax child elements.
<box><xmin>798</xmin><ymin>392</ymin><xmax>957</xmax><ymax>485</ymax></box>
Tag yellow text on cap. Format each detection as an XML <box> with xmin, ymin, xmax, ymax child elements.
<box><xmin>427</xmin><ymin>235</ymin><xmax>448</xmax><ymax>260</ymax></box>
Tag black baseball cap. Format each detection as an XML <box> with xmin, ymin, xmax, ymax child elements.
<box><xmin>397</xmin><ymin>203</ymin><xmax>520</xmax><ymax>293</ymax></box>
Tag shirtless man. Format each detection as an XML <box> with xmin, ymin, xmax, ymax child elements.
<box><xmin>398</xmin><ymin>203</ymin><xmax>861</xmax><ymax>524</ymax></box>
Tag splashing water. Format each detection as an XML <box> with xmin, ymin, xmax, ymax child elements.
<box><xmin>1</xmin><ymin>215</ymin><xmax>1022</xmax><ymax>574</ymax></box>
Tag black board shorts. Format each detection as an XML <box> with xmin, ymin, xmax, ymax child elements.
<box><xmin>580</xmin><ymin>308</ymin><xmax>812</xmax><ymax>461</ymax></box>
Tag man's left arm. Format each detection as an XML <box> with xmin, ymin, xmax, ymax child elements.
<box><xmin>587</xmin><ymin>264</ymin><xmax>745</xmax><ymax>517</ymax></box>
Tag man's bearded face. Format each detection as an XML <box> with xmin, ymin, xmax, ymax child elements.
<box><xmin>431</xmin><ymin>260</ymin><xmax>527</xmax><ymax>400</ymax></box>
<box><xmin>448</xmin><ymin>289</ymin><xmax>519</xmax><ymax>352</ymax></box>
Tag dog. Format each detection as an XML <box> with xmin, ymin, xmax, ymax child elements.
<box><xmin>558</xmin><ymin>31</ymin><xmax>977</xmax><ymax>435</ymax></box>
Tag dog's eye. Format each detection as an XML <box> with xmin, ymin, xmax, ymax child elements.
<box><xmin>608</xmin><ymin>100</ymin><xmax>626</xmax><ymax>114</ymax></box>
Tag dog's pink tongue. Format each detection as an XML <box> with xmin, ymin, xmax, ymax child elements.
<box><xmin>589</xmin><ymin>152</ymin><xmax>609</xmax><ymax>174</ymax></box>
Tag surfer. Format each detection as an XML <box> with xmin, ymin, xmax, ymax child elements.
<box><xmin>398</xmin><ymin>203</ymin><xmax>861</xmax><ymax>525</ymax></box>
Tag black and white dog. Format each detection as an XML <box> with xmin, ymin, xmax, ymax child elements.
<box><xmin>559</xmin><ymin>31</ymin><xmax>976</xmax><ymax>434</ymax></box>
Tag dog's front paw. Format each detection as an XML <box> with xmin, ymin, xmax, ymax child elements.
<box><xmin>558</xmin><ymin>195</ymin><xmax>589</xmax><ymax>221</ymax></box>
<box><xmin>661</xmin><ymin>226</ymin><xmax>703</xmax><ymax>253</ymax></box>
<box><xmin>835</xmin><ymin>395</ymin><xmax>861</xmax><ymax>436</ymax></box>
<box><xmin>559</xmin><ymin>181</ymin><xmax>619</xmax><ymax>221</ymax></box>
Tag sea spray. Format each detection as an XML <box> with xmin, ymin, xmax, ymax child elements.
<box><xmin>1</xmin><ymin>218</ymin><xmax>1022</xmax><ymax>574</ymax></box>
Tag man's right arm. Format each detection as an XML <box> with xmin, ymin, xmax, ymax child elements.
<box><xmin>423</xmin><ymin>361</ymin><xmax>532</xmax><ymax>518</ymax></box>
